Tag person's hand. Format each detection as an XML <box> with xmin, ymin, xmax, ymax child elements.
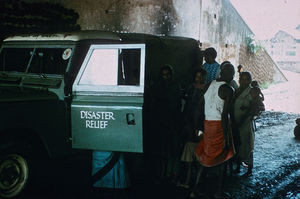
<box><xmin>195</xmin><ymin>129</ymin><xmax>199</xmax><ymax>137</ymax></box>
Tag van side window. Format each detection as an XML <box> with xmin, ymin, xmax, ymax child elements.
<box><xmin>78</xmin><ymin>48</ymin><xmax>141</xmax><ymax>86</ymax></box>
<box><xmin>118</xmin><ymin>49</ymin><xmax>141</xmax><ymax>86</ymax></box>
<box><xmin>79</xmin><ymin>49</ymin><xmax>118</xmax><ymax>86</ymax></box>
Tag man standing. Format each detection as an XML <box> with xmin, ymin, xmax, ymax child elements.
<box><xmin>190</xmin><ymin>62</ymin><xmax>235</xmax><ymax>198</ymax></box>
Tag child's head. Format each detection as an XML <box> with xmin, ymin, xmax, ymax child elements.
<box><xmin>160</xmin><ymin>64</ymin><xmax>173</xmax><ymax>81</ymax></box>
<box><xmin>237</xmin><ymin>65</ymin><xmax>243</xmax><ymax>73</ymax></box>
<box><xmin>251</xmin><ymin>80</ymin><xmax>259</xmax><ymax>88</ymax></box>
<box><xmin>204</xmin><ymin>47</ymin><xmax>217</xmax><ymax>64</ymax></box>
<box><xmin>220</xmin><ymin>61</ymin><xmax>231</xmax><ymax>71</ymax></box>
<box><xmin>250</xmin><ymin>87</ymin><xmax>261</xmax><ymax>99</ymax></box>
<box><xmin>193</xmin><ymin>67</ymin><xmax>207</xmax><ymax>84</ymax></box>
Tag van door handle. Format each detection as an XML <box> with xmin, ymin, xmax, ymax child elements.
<box><xmin>126</xmin><ymin>113</ymin><xmax>135</xmax><ymax>125</ymax></box>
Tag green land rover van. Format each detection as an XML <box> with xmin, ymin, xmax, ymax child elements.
<box><xmin>0</xmin><ymin>31</ymin><xmax>201</xmax><ymax>198</ymax></box>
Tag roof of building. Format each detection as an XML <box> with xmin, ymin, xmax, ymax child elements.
<box><xmin>270</xmin><ymin>28</ymin><xmax>300</xmax><ymax>43</ymax></box>
<box><xmin>285</xmin><ymin>28</ymin><xmax>300</xmax><ymax>39</ymax></box>
<box><xmin>275</xmin><ymin>25</ymin><xmax>300</xmax><ymax>40</ymax></box>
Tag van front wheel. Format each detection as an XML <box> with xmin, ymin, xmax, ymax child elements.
<box><xmin>0</xmin><ymin>153</ymin><xmax>29</xmax><ymax>198</ymax></box>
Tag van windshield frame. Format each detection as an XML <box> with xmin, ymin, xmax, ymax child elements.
<box><xmin>0</xmin><ymin>44</ymin><xmax>74</xmax><ymax>87</ymax></box>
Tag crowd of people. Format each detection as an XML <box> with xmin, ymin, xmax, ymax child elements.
<box><xmin>147</xmin><ymin>47</ymin><xmax>265</xmax><ymax>198</ymax></box>
<box><xmin>91</xmin><ymin>47</ymin><xmax>265</xmax><ymax>199</ymax></box>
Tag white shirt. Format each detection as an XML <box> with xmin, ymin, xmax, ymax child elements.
<box><xmin>204</xmin><ymin>80</ymin><xmax>225</xmax><ymax>120</ymax></box>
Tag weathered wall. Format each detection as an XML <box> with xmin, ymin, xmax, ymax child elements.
<box><xmin>200</xmin><ymin>0</ymin><xmax>249</xmax><ymax>62</ymax></box>
<box><xmin>25</xmin><ymin>0</ymin><xmax>285</xmax><ymax>84</ymax></box>
<box><xmin>239</xmin><ymin>45</ymin><xmax>287</xmax><ymax>83</ymax></box>
<box><xmin>198</xmin><ymin>0</ymin><xmax>286</xmax><ymax>83</ymax></box>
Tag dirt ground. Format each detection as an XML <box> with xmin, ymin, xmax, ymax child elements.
<box><xmin>222</xmin><ymin>69</ymin><xmax>300</xmax><ymax>198</ymax></box>
<box><xmin>226</xmin><ymin>111</ymin><xmax>300</xmax><ymax>199</ymax></box>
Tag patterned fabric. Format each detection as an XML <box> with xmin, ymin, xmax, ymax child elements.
<box><xmin>203</xmin><ymin>62</ymin><xmax>220</xmax><ymax>83</ymax></box>
<box><xmin>92</xmin><ymin>151</ymin><xmax>130</xmax><ymax>188</ymax></box>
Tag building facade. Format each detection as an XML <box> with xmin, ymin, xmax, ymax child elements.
<box><xmin>265</xmin><ymin>28</ymin><xmax>300</xmax><ymax>73</ymax></box>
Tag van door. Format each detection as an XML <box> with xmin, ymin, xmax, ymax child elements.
<box><xmin>71</xmin><ymin>44</ymin><xmax>145</xmax><ymax>153</ymax></box>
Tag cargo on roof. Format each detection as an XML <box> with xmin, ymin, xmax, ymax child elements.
<box><xmin>3</xmin><ymin>30</ymin><xmax>122</xmax><ymax>42</ymax></box>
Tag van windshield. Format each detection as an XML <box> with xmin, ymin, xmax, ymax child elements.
<box><xmin>0</xmin><ymin>47</ymin><xmax>71</xmax><ymax>75</ymax></box>
<box><xmin>0</xmin><ymin>48</ymin><xmax>32</xmax><ymax>73</ymax></box>
<box><xmin>0</xmin><ymin>47</ymin><xmax>72</xmax><ymax>86</ymax></box>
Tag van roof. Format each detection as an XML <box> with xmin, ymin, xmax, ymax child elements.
<box><xmin>3</xmin><ymin>30</ymin><xmax>122</xmax><ymax>42</ymax></box>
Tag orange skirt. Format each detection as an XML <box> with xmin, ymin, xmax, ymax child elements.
<box><xmin>194</xmin><ymin>120</ymin><xmax>235</xmax><ymax>167</ymax></box>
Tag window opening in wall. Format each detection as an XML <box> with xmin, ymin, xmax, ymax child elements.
<box><xmin>286</xmin><ymin>51</ymin><xmax>296</xmax><ymax>56</ymax></box>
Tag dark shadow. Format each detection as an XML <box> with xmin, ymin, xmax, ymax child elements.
<box><xmin>0</xmin><ymin>0</ymin><xmax>81</xmax><ymax>40</ymax></box>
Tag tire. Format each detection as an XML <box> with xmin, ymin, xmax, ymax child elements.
<box><xmin>0</xmin><ymin>149</ymin><xmax>30</xmax><ymax>198</ymax></box>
